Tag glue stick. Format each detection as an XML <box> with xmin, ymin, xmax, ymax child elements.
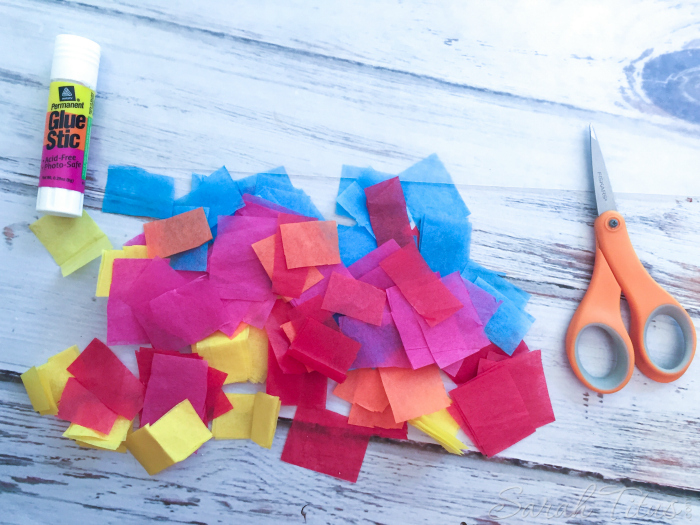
<box><xmin>36</xmin><ymin>35</ymin><xmax>100</xmax><ymax>217</ymax></box>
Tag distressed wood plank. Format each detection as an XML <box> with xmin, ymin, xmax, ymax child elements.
<box><xmin>49</xmin><ymin>0</ymin><xmax>700</xmax><ymax>127</ymax></box>
<box><xmin>1</xmin><ymin>0</ymin><xmax>699</xmax><ymax>198</ymax></box>
<box><xmin>1</xmin><ymin>381</ymin><xmax>698</xmax><ymax>525</ymax></box>
<box><xmin>2</xmin><ymin>0</ymin><xmax>700</xmax><ymax>518</ymax></box>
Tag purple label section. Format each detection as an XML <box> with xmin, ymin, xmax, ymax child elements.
<box><xmin>39</xmin><ymin>148</ymin><xmax>86</xmax><ymax>193</ymax></box>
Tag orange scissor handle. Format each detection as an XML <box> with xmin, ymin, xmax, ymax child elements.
<box><xmin>595</xmin><ymin>210</ymin><xmax>696</xmax><ymax>383</ymax></box>
<box><xmin>566</xmin><ymin>243</ymin><xmax>635</xmax><ymax>393</ymax></box>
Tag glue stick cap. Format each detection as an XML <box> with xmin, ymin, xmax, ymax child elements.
<box><xmin>50</xmin><ymin>34</ymin><xmax>101</xmax><ymax>91</ymax></box>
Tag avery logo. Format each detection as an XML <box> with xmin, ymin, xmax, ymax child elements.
<box><xmin>58</xmin><ymin>86</ymin><xmax>76</xmax><ymax>102</ymax></box>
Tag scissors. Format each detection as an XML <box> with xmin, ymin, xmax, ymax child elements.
<box><xmin>565</xmin><ymin>126</ymin><xmax>696</xmax><ymax>394</ymax></box>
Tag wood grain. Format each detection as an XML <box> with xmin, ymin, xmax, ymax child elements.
<box><xmin>2</xmin><ymin>0</ymin><xmax>700</xmax><ymax>197</ymax></box>
<box><xmin>1</xmin><ymin>380</ymin><xmax>697</xmax><ymax>525</ymax></box>
<box><xmin>1</xmin><ymin>0</ymin><xmax>700</xmax><ymax>521</ymax></box>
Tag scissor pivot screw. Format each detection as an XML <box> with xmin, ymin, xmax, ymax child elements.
<box><xmin>608</xmin><ymin>218</ymin><xmax>619</xmax><ymax>229</ymax></box>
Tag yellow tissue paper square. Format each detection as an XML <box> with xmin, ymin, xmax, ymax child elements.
<box><xmin>95</xmin><ymin>249</ymin><xmax>125</xmax><ymax>297</ymax></box>
<box><xmin>250</xmin><ymin>392</ymin><xmax>281</xmax><ymax>449</ymax></box>
<box><xmin>125</xmin><ymin>424</ymin><xmax>173</xmax><ymax>474</ymax></box>
<box><xmin>21</xmin><ymin>366</ymin><xmax>57</xmax><ymax>415</ymax></box>
<box><xmin>422</xmin><ymin>407</ymin><xmax>460</xmax><ymax>434</ymax></box>
<box><xmin>122</xmin><ymin>245</ymin><xmax>149</xmax><ymax>258</ymax></box>
<box><xmin>148</xmin><ymin>399</ymin><xmax>212</xmax><ymax>463</ymax></box>
<box><xmin>30</xmin><ymin>210</ymin><xmax>113</xmax><ymax>276</ymax></box>
<box><xmin>247</xmin><ymin>327</ymin><xmax>268</xmax><ymax>383</ymax></box>
<box><xmin>22</xmin><ymin>345</ymin><xmax>80</xmax><ymax>414</ymax></box>
<box><xmin>37</xmin><ymin>345</ymin><xmax>80</xmax><ymax>403</ymax></box>
<box><xmin>126</xmin><ymin>399</ymin><xmax>212</xmax><ymax>475</ymax></box>
<box><xmin>193</xmin><ymin>328</ymin><xmax>252</xmax><ymax>384</ymax></box>
<box><xmin>96</xmin><ymin>245</ymin><xmax>151</xmax><ymax>297</ymax></box>
<box><xmin>409</xmin><ymin>408</ymin><xmax>466</xmax><ymax>455</ymax></box>
<box><xmin>64</xmin><ymin>416</ymin><xmax>133</xmax><ymax>451</ymax></box>
<box><xmin>212</xmin><ymin>394</ymin><xmax>255</xmax><ymax>440</ymax></box>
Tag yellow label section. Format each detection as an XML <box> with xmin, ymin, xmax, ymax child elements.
<box><xmin>46</xmin><ymin>81</ymin><xmax>94</xmax><ymax>118</ymax></box>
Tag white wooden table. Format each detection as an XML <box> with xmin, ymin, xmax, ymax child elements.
<box><xmin>2</xmin><ymin>1</ymin><xmax>700</xmax><ymax>523</ymax></box>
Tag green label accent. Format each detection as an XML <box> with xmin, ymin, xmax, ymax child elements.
<box><xmin>82</xmin><ymin>116</ymin><xmax>92</xmax><ymax>180</ymax></box>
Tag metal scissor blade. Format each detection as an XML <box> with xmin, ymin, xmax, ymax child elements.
<box><xmin>590</xmin><ymin>125</ymin><xmax>617</xmax><ymax>215</ymax></box>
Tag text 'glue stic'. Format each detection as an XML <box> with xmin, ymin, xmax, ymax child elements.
<box><xmin>36</xmin><ymin>34</ymin><xmax>100</xmax><ymax>218</ymax></box>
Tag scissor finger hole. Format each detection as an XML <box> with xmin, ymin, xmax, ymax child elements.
<box><xmin>576</xmin><ymin>325</ymin><xmax>618</xmax><ymax>377</ymax></box>
<box><xmin>646</xmin><ymin>314</ymin><xmax>684</xmax><ymax>369</ymax></box>
<box><xmin>644</xmin><ymin>306</ymin><xmax>694</xmax><ymax>373</ymax></box>
<box><xmin>574</xmin><ymin>324</ymin><xmax>631</xmax><ymax>392</ymax></box>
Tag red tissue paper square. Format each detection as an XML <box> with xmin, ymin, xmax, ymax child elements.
<box><xmin>67</xmin><ymin>338</ymin><xmax>145</xmax><ymax>421</ymax></box>
<box><xmin>380</xmin><ymin>242</ymin><xmax>462</xmax><ymax>327</ymax></box>
<box><xmin>281</xmin><ymin>407</ymin><xmax>371</xmax><ymax>483</ymax></box>
<box><xmin>443</xmin><ymin>341</ymin><xmax>529</xmax><ymax>384</ymax></box>
<box><xmin>321</xmin><ymin>271</ymin><xmax>386</xmax><ymax>326</ymax></box>
<box><xmin>205</xmin><ymin>366</ymin><xmax>234</xmax><ymax>422</ymax></box>
<box><xmin>266</xmin><ymin>343</ymin><xmax>328</xmax><ymax>408</ymax></box>
<box><xmin>135</xmin><ymin>347</ymin><xmax>202</xmax><ymax>387</ymax></box>
<box><xmin>140</xmin><ymin>353</ymin><xmax>209</xmax><ymax>426</ymax></box>
<box><xmin>286</xmin><ymin>318</ymin><xmax>362</xmax><ymax>383</ymax></box>
<box><xmin>477</xmin><ymin>350</ymin><xmax>555</xmax><ymax>429</ymax></box>
<box><xmin>364</xmin><ymin>177</ymin><xmax>414</xmax><ymax>248</ymax></box>
<box><xmin>450</xmin><ymin>365</ymin><xmax>536</xmax><ymax>457</ymax></box>
<box><xmin>57</xmin><ymin>378</ymin><xmax>119</xmax><ymax>434</ymax></box>
<box><xmin>265</xmin><ymin>299</ymin><xmax>308</xmax><ymax>375</ymax></box>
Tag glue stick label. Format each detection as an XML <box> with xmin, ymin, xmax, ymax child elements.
<box><xmin>38</xmin><ymin>81</ymin><xmax>95</xmax><ymax>193</ymax></box>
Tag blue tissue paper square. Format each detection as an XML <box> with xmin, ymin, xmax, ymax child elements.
<box><xmin>462</xmin><ymin>260</ymin><xmax>506</xmax><ymax>280</ymax></box>
<box><xmin>103</xmin><ymin>166</ymin><xmax>175</xmax><ymax>219</ymax></box>
<box><xmin>338</xmin><ymin>224</ymin><xmax>378</xmax><ymax>266</ymax></box>
<box><xmin>357</xmin><ymin>167</ymin><xmax>392</xmax><ymax>189</ymax></box>
<box><xmin>175</xmin><ymin>166</ymin><xmax>244</xmax><ymax>228</ymax></box>
<box><xmin>257</xmin><ymin>187</ymin><xmax>324</xmax><ymax>220</ymax></box>
<box><xmin>419</xmin><ymin>215</ymin><xmax>471</xmax><ymax>276</ymax></box>
<box><xmin>464</xmin><ymin>263</ymin><xmax>530</xmax><ymax>309</ymax></box>
<box><xmin>238</xmin><ymin>166</ymin><xmax>291</xmax><ymax>196</ymax></box>
<box><xmin>336</xmin><ymin>166</ymin><xmax>392</xmax><ymax>217</ymax></box>
<box><xmin>474</xmin><ymin>277</ymin><xmax>508</xmax><ymax>304</ymax></box>
<box><xmin>336</xmin><ymin>181</ymin><xmax>375</xmax><ymax>237</ymax></box>
<box><xmin>236</xmin><ymin>174</ymin><xmax>257</xmax><ymax>196</ymax></box>
<box><xmin>484</xmin><ymin>300</ymin><xmax>535</xmax><ymax>355</ymax></box>
<box><xmin>398</xmin><ymin>154</ymin><xmax>470</xmax><ymax>222</ymax></box>
<box><xmin>257</xmin><ymin>171</ymin><xmax>293</xmax><ymax>192</ymax></box>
